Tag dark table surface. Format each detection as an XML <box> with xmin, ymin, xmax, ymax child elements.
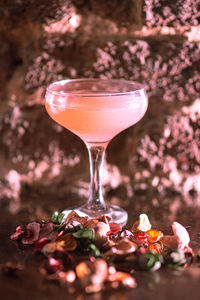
<box><xmin>1</xmin><ymin>194</ymin><xmax>200</xmax><ymax>300</ymax></box>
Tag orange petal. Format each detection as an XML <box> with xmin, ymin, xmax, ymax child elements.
<box><xmin>147</xmin><ymin>229</ymin><xmax>163</xmax><ymax>243</ymax></box>
<box><xmin>76</xmin><ymin>262</ymin><xmax>90</xmax><ymax>279</ymax></box>
<box><xmin>148</xmin><ymin>242</ymin><xmax>163</xmax><ymax>253</ymax></box>
<box><xmin>107</xmin><ymin>272</ymin><xmax>136</xmax><ymax>288</ymax></box>
<box><xmin>59</xmin><ymin>233</ymin><xmax>77</xmax><ymax>251</ymax></box>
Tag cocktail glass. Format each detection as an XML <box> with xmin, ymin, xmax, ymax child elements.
<box><xmin>45</xmin><ymin>79</ymin><xmax>148</xmax><ymax>226</ymax></box>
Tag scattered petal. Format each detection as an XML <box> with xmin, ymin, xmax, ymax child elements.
<box><xmin>134</xmin><ymin>232</ymin><xmax>150</xmax><ymax>243</ymax></box>
<box><xmin>147</xmin><ymin>229</ymin><xmax>163</xmax><ymax>243</ymax></box>
<box><xmin>165</xmin><ymin>249</ymin><xmax>187</xmax><ymax>268</ymax></box>
<box><xmin>73</xmin><ymin>228</ymin><xmax>95</xmax><ymax>241</ymax></box>
<box><xmin>22</xmin><ymin>222</ymin><xmax>40</xmax><ymax>245</ymax></box>
<box><xmin>107</xmin><ymin>271</ymin><xmax>136</xmax><ymax>288</ymax></box>
<box><xmin>64</xmin><ymin>211</ymin><xmax>88</xmax><ymax>226</ymax></box>
<box><xmin>76</xmin><ymin>262</ymin><xmax>91</xmax><ymax>279</ymax></box>
<box><xmin>107</xmin><ymin>223</ymin><xmax>122</xmax><ymax>236</ymax></box>
<box><xmin>42</xmin><ymin>241</ymin><xmax>65</xmax><ymax>255</ymax></box>
<box><xmin>105</xmin><ymin>239</ymin><xmax>137</xmax><ymax>257</ymax></box>
<box><xmin>139</xmin><ymin>252</ymin><xmax>164</xmax><ymax>271</ymax></box>
<box><xmin>160</xmin><ymin>235</ymin><xmax>179</xmax><ymax>249</ymax></box>
<box><xmin>94</xmin><ymin>222</ymin><xmax>110</xmax><ymax>244</ymax></box>
<box><xmin>34</xmin><ymin>237</ymin><xmax>50</xmax><ymax>250</ymax></box>
<box><xmin>51</xmin><ymin>211</ymin><xmax>65</xmax><ymax>224</ymax></box>
<box><xmin>172</xmin><ymin>222</ymin><xmax>190</xmax><ymax>250</ymax></box>
<box><xmin>10</xmin><ymin>226</ymin><xmax>24</xmax><ymax>241</ymax></box>
<box><xmin>138</xmin><ymin>214</ymin><xmax>152</xmax><ymax>232</ymax></box>
<box><xmin>58</xmin><ymin>233</ymin><xmax>77</xmax><ymax>251</ymax></box>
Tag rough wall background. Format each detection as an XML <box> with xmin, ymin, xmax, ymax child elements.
<box><xmin>0</xmin><ymin>0</ymin><xmax>200</xmax><ymax>218</ymax></box>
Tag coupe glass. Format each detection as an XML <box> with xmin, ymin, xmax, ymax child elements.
<box><xmin>45</xmin><ymin>78</ymin><xmax>148</xmax><ymax>226</ymax></box>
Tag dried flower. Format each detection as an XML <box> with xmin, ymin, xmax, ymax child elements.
<box><xmin>107</xmin><ymin>223</ymin><xmax>122</xmax><ymax>236</ymax></box>
<box><xmin>76</xmin><ymin>259</ymin><xmax>108</xmax><ymax>293</ymax></box>
<box><xmin>131</xmin><ymin>213</ymin><xmax>151</xmax><ymax>232</ymax></box>
<box><xmin>146</xmin><ymin>229</ymin><xmax>163</xmax><ymax>243</ymax></box>
<box><xmin>42</xmin><ymin>241</ymin><xmax>65</xmax><ymax>255</ymax></box>
<box><xmin>34</xmin><ymin>237</ymin><xmax>50</xmax><ymax>250</ymax></box>
<box><xmin>107</xmin><ymin>271</ymin><xmax>136</xmax><ymax>288</ymax></box>
<box><xmin>10</xmin><ymin>226</ymin><xmax>24</xmax><ymax>241</ymax></box>
<box><xmin>21</xmin><ymin>222</ymin><xmax>41</xmax><ymax>245</ymax></box>
<box><xmin>160</xmin><ymin>222</ymin><xmax>192</xmax><ymax>253</ymax></box>
<box><xmin>104</xmin><ymin>239</ymin><xmax>137</xmax><ymax>258</ymax></box>
<box><xmin>64</xmin><ymin>211</ymin><xmax>88</xmax><ymax>226</ymax></box>
<box><xmin>172</xmin><ymin>222</ymin><xmax>190</xmax><ymax>250</ymax></box>
<box><xmin>165</xmin><ymin>249</ymin><xmax>187</xmax><ymax>268</ymax></box>
<box><xmin>51</xmin><ymin>211</ymin><xmax>65</xmax><ymax>224</ymax></box>
<box><xmin>73</xmin><ymin>228</ymin><xmax>95</xmax><ymax>241</ymax></box>
<box><xmin>57</xmin><ymin>233</ymin><xmax>77</xmax><ymax>251</ymax></box>
<box><xmin>138</xmin><ymin>251</ymin><xmax>164</xmax><ymax>272</ymax></box>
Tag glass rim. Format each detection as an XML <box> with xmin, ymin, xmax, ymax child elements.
<box><xmin>46</xmin><ymin>78</ymin><xmax>147</xmax><ymax>97</ymax></box>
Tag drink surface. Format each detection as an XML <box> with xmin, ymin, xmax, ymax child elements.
<box><xmin>45</xmin><ymin>92</ymin><xmax>147</xmax><ymax>142</ymax></box>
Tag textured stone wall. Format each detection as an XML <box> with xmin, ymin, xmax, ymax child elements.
<box><xmin>0</xmin><ymin>0</ymin><xmax>200</xmax><ymax>216</ymax></box>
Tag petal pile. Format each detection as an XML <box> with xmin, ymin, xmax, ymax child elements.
<box><xmin>9</xmin><ymin>211</ymin><xmax>194</xmax><ymax>293</ymax></box>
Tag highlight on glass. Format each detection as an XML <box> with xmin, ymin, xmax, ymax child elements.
<box><xmin>45</xmin><ymin>78</ymin><xmax>148</xmax><ymax>226</ymax></box>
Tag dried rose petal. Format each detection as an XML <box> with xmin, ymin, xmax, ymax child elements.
<box><xmin>107</xmin><ymin>271</ymin><xmax>136</xmax><ymax>288</ymax></box>
<box><xmin>147</xmin><ymin>242</ymin><xmax>163</xmax><ymax>253</ymax></box>
<box><xmin>119</xmin><ymin>230</ymin><xmax>133</xmax><ymax>239</ymax></box>
<box><xmin>94</xmin><ymin>222</ymin><xmax>110</xmax><ymax>244</ymax></box>
<box><xmin>22</xmin><ymin>222</ymin><xmax>40</xmax><ymax>245</ymax></box>
<box><xmin>58</xmin><ymin>233</ymin><xmax>77</xmax><ymax>251</ymax></box>
<box><xmin>85</xmin><ymin>219</ymin><xmax>99</xmax><ymax>229</ymax></box>
<box><xmin>96</xmin><ymin>215</ymin><xmax>110</xmax><ymax>224</ymax></box>
<box><xmin>42</xmin><ymin>241</ymin><xmax>65</xmax><ymax>255</ymax></box>
<box><xmin>39</xmin><ymin>222</ymin><xmax>57</xmax><ymax>241</ymax></box>
<box><xmin>160</xmin><ymin>222</ymin><xmax>191</xmax><ymax>252</ymax></box>
<box><xmin>76</xmin><ymin>259</ymin><xmax>107</xmax><ymax>293</ymax></box>
<box><xmin>76</xmin><ymin>262</ymin><xmax>91</xmax><ymax>279</ymax></box>
<box><xmin>147</xmin><ymin>229</ymin><xmax>163</xmax><ymax>243</ymax></box>
<box><xmin>131</xmin><ymin>220</ymin><xmax>139</xmax><ymax>232</ymax></box>
<box><xmin>172</xmin><ymin>222</ymin><xmax>190</xmax><ymax>249</ymax></box>
<box><xmin>134</xmin><ymin>232</ymin><xmax>150</xmax><ymax>243</ymax></box>
<box><xmin>34</xmin><ymin>237</ymin><xmax>50</xmax><ymax>250</ymax></box>
<box><xmin>64</xmin><ymin>211</ymin><xmax>88</xmax><ymax>226</ymax></box>
<box><xmin>104</xmin><ymin>239</ymin><xmax>137</xmax><ymax>257</ymax></box>
<box><xmin>10</xmin><ymin>226</ymin><xmax>24</xmax><ymax>241</ymax></box>
<box><xmin>160</xmin><ymin>235</ymin><xmax>179</xmax><ymax>249</ymax></box>
<box><xmin>107</xmin><ymin>223</ymin><xmax>122</xmax><ymax>236</ymax></box>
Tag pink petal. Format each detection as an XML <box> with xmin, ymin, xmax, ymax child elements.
<box><xmin>22</xmin><ymin>222</ymin><xmax>40</xmax><ymax>245</ymax></box>
<box><xmin>34</xmin><ymin>237</ymin><xmax>49</xmax><ymax>250</ymax></box>
<box><xmin>10</xmin><ymin>226</ymin><xmax>24</xmax><ymax>240</ymax></box>
<box><xmin>172</xmin><ymin>222</ymin><xmax>190</xmax><ymax>249</ymax></box>
<box><xmin>107</xmin><ymin>223</ymin><xmax>122</xmax><ymax>235</ymax></box>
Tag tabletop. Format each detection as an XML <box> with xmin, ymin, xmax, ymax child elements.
<box><xmin>1</xmin><ymin>193</ymin><xmax>200</xmax><ymax>300</ymax></box>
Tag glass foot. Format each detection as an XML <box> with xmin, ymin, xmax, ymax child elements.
<box><xmin>62</xmin><ymin>205</ymin><xmax>128</xmax><ymax>227</ymax></box>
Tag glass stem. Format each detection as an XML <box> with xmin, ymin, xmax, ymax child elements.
<box><xmin>86</xmin><ymin>142</ymin><xmax>108</xmax><ymax>211</ymax></box>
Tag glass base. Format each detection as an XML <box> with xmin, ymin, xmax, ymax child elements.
<box><xmin>62</xmin><ymin>204</ymin><xmax>128</xmax><ymax>227</ymax></box>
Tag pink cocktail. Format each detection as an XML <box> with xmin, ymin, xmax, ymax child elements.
<box><xmin>45</xmin><ymin>79</ymin><xmax>148</xmax><ymax>225</ymax></box>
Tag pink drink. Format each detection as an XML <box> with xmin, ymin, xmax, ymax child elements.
<box><xmin>45</xmin><ymin>79</ymin><xmax>148</xmax><ymax>226</ymax></box>
<box><xmin>45</xmin><ymin>91</ymin><xmax>147</xmax><ymax>143</ymax></box>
